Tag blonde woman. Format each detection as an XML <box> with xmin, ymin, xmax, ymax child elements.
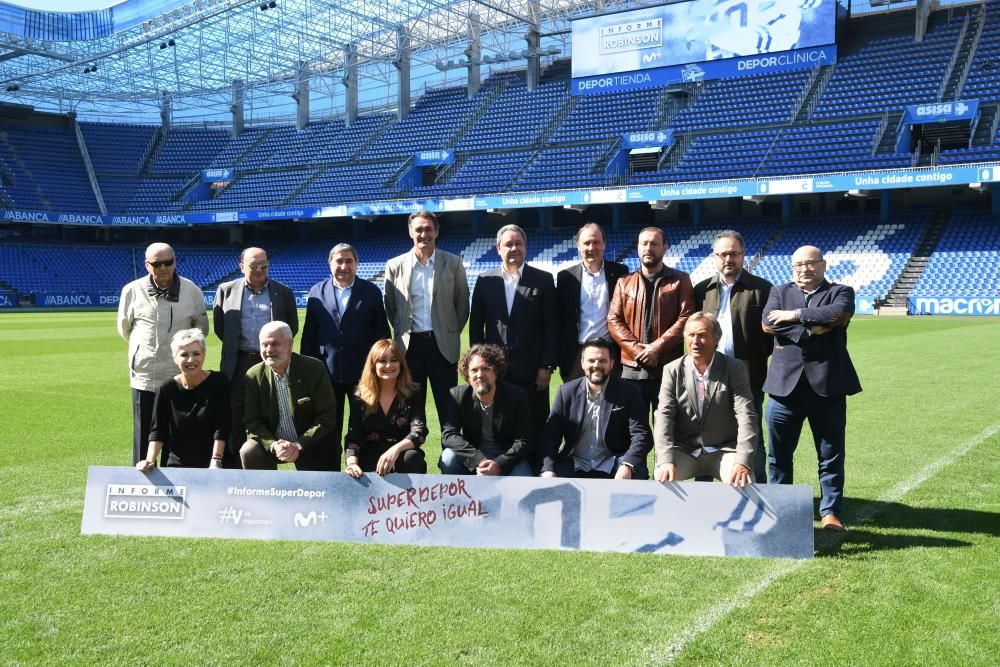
<box><xmin>137</xmin><ymin>329</ymin><xmax>229</xmax><ymax>471</ymax></box>
<box><xmin>344</xmin><ymin>339</ymin><xmax>428</xmax><ymax>478</ymax></box>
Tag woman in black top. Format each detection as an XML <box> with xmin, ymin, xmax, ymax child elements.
<box><xmin>344</xmin><ymin>339</ymin><xmax>427</xmax><ymax>478</ymax></box>
<box><xmin>136</xmin><ymin>329</ymin><xmax>229</xmax><ymax>472</ymax></box>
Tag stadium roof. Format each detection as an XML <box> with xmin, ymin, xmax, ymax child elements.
<box><xmin>0</xmin><ymin>0</ymin><xmax>632</xmax><ymax>124</ymax></box>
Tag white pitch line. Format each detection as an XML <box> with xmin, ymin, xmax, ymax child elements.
<box><xmin>652</xmin><ymin>421</ymin><xmax>1000</xmax><ymax>664</ymax></box>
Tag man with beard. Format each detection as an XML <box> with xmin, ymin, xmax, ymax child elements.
<box><xmin>556</xmin><ymin>223</ymin><xmax>628</xmax><ymax>383</ymax></box>
<box><xmin>609</xmin><ymin>227</ymin><xmax>696</xmax><ymax>419</ymax></box>
<box><xmin>240</xmin><ymin>321</ymin><xmax>340</xmax><ymax>471</ymax></box>
<box><xmin>439</xmin><ymin>344</ymin><xmax>534</xmax><ymax>476</ymax></box>
<box><xmin>694</xmin><ymin>230</ymin><xmax>773</xmax><ymax>483</ymax></box>
<box><xmin>541</xmin><ymin>338</ymin><xmax>652</xmax><ymax>480</ymax></box>
<box><xmin>653</xmin><ymin>312</ymin><xmax>755</xmax><ymax>486</ymax></box>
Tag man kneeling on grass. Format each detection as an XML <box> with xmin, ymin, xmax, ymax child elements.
<box><xmin>438</xmin><ymin>344</ymin><xmax>534</xmax><ymax>476</ymax></box>
<box><xmin>652</xmin><ymin>312</ymin><xmax>756</xmax><ymax>487</ymax></box>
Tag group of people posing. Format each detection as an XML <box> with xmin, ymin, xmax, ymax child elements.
<box><xmin>118</xmin><ymin>211</ymin><xmax>860</xmax><ymax>530</ymax></box>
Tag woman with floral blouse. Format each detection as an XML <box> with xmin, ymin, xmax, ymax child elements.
<box><xmin>344</xmin><ymin>339</ymin><xmax>428</xmax><ymax>477</ymax></box>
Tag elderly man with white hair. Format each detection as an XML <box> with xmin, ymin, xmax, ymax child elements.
<box><xmin>241</xmin><ymin>320</ymin><xmax>341</xmax><ymax>471</ymax></box>
<box><xmin>117</xmin><ymin>242</ymin><xmax>208</xmax><ymax>465</ymax></box>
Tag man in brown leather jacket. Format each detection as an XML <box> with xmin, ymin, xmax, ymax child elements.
<box><xmin>608</xmin><ymin>227</ymin><xmax>696</xmax><ymax>420</ymax></box>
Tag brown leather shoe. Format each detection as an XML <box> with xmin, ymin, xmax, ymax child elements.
<box><xmin>821</xmin><ymin>514</ymin><xmax>845</xmax><ymax>531</ymax></box>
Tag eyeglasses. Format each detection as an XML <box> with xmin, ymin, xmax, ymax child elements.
<box><xmin>247</xmin><ymin>262</ymin><xmax>269</xmax><ymax>271</ymax></box>
<box><xmin>792</xmin><ymin>259</ymin><xmax>824</xmax><ymax>270</ymax></box>
<box><xmin>146</xmin><ymin>258</ymin><xmax>175</xmax><ymax>269</ymax></box>
<box><xmin>714</xmin><ymin>251</ymin><xmax>743</xmax><ymax>259</ymax></box>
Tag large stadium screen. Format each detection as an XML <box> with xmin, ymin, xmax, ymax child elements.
<box><xmin>571</xmin><ymin>0</ymin><xmax>838</xmax><ymax>94</ymax></box>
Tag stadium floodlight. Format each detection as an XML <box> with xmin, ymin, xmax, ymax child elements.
<box><xmin>563</xmin><ymin>204</ymin><xmax>587</xmax><ymax>212</ymax></box>
<box><xmin>845</xmin><ymin>189</ymin><xmax>869</xmax><ymax>198</ymax></box>
<box><xmin>969</xmin><ymin>182</ymin><xmax>988</xmax><ymax>192</ymax></box>
<box><xmin>742</xmin><ymin>195</ymin><xmax>765</xmax><ymax>204</ymax></box>
<box><xmin>648</xmin><ymin>200</ymin><xmax>672</xmax><ymax>211</ymax></box>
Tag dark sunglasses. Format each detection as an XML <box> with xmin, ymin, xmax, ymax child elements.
<box><xmin>247</xmin><ymin>262</ymin><xmax>269</xmax><ymax>271</ymax></box>
<box><xmin>146</xmin><ymin>258</ymin><xmax>175</xmax><ymax>269</ymax></box>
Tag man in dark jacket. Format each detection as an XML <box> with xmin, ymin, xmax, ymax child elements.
<box><xmin>439</xmin><ymin>344</ymin><xmax>534</xmax><ymax>476</ymax></box>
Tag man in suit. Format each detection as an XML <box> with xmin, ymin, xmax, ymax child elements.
<box><xmin>653</xmin><ymin>312</ymin><xmax>755</xmax><ymax>486</ymax></box>
<box><xmin>439</xmin><ymin>344</ymin><xmax>534</xmax><ymax>476</ymax></box>
<box><xmin>694</xmin><ymin>230</ymin><xmax>773</xmax><ymax>483</ymax></box>
<box><xmin>213</xmin><ymin>247</ymin><xmax>299</xmax><ymax>468</ymax></box>
<box><xmin>762</xmin><ymin>245</ymin><xmax>862</xmax><ymax>531</ymax></box>
<box><xmin>383</xmin><ymin>210</ymin><xmax>470</xmax><ymax>421</ymax></box>
<box><xmin>469</xmin><ymin>224</ymin><xmax>557</xmax><ymax>458</ymax></box>
<box><xmin>240</xmin><ymin>321</ymin><xmax>340</xmax><ymax>471</ymax></box>
<box><xmin>301</xmin><ymin>243</ymin><xmax>391</xmax><ymax>448</ymax></box>
<box><xmin>556</xmin><ymin>223</ymin><xmax>628</xmax><ymax>383</ymax></box>
<box><xmin>608</xmin><ymin>227</ymin><xmax>696</xmax><ymax>420</ymax></box>
<box><xmin>541</xmin><ymin>338</ymin><xmax>651</xmax><ymax>480</ymax></box>
<box><xmin>117</xmin><ymin>242</ymin><xmax>208</xmax><ymax>465</ymax></box>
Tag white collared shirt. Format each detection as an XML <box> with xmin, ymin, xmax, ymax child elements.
<box><xmin>578</xmin><ymin>262</ymin><xmax>610</xmax><ymax>343</ymax></box>
<box><xmin>409</xmin><ymin>250</ymin><xmax>435</xmax><ymax>332</ymax></box>
<box><xmin>333</xmin><ymin>280</ymin><xmax>354</xmax><ymax>317</ymax></box>
<box><xmin>717</xmin><ymin>272</ymin><xmax>739</xmax><ymax>357</ymax></box>
<box><xmin>502</xmin><ymin>265</ymin><xmax>522</xmax><ymax>315</ymax></box>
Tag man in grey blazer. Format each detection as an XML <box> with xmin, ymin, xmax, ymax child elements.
<box><xmin>653</xmin><ymin>311</ymin><xmax>756</xmax><ymax>486</ymax></box>
<box><xmin>213</xmin><ymin>247</ymin><xmax>298</xmax><ymax>467</ymax></box>
<box><xmin>384</xmin><ymin>210</ymin><xmax>470</xmax><ymax>420</ymax></box>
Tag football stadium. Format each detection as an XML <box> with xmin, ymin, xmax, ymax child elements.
<box><xmin>1</xmin><ymin>0</ymin><xmax>998</xmax><ymax>663</ymax></box>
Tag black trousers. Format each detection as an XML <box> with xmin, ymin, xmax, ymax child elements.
<box><xmin>509</xmin><ymin>376</ymin><xmax>550</xmax><ymax>473</ymax></box>
<box><xmin>225</xmin><ymin>354</ymin><xmax>259</xmax><ymax>469</ymax></box>
<box><xmin>131</xmin><ymin>387</ymin><xmax>159</xmax><ymax>465</ymax></box>
<box><xmin>405</xmin><ymin>332</ymin><xmax>458</xmax><ymax>424</ymax></box>
<box><xmin>331</xmin><ymin>381</ymin><xmax>354</xmax><ymax>458</ymax></box>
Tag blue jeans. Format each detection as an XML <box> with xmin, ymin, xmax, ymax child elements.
<box><xmin>551</xmin><ymin>456</ymin><xmax>649</xmax><ymax>480</ymax></box>
<box><xmin>438</xmin><ymin>448</ymin><xmax>534</xmax><ymax>477</ymax></box>
<box><xmin>765</xmin><ymin>382</ymin><xmax>847</xmax><ymax>517</ymax></box>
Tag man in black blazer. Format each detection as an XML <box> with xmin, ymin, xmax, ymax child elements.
<box><xmin>469</xmin><ymin>224</ymin><xmax>557</xmax><ymax>460</ymax></box>
<box><xmin>439</xmin><ymin>344</ymin><xmax>534</xmax><ymax>476</ymax></box>
<box><xmin>694</xmin><ymin>230</ymin><xmax>773</xmax><ymax>482</ymax></box>
<box><xmin>301</xmin><ymin>243</ymin><xmax>391</xmax><ymax>449</ymax></box>
<box><xmin>541</xmin><ymin>339</ymin><xmax>651</xmax><ymax>479</ymax></box>
<box><xmin>763</xmin><ymin>245</ymin><xmax>862</xmax><ymax>531</ymax></box>
<box><xmin>213</xmin><ymin>247</ymin><xmax>299</xmax><ymax>467</ymax></box>
<box><xmin>556</xmin><ymin>223</ymin><xmax>628</xmax><ymax>383</ymax></box>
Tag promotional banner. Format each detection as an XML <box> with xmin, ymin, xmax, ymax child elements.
<box><xmin>623</xmin><ymin>130</ymin><xmax>674</xmax><ymax>149</ymax></box>
<box><xmin>908</xmin><ymin>296</ymin><xmax>1000</xmax><ymax>316</ymax></box>
<box><xmin>572</xmin><ymin>44</ymin><xmax>836</xmax><ymax>94</ymax></box>
<box><xmin>0</xmin><ymin>292</ymin><xmax>15</xmax><ymax>308</ymax></box>
<box><xmin>414</xmin><ymin>150</ymin><xmax>455</xmax><ymax>166</ymax></box>
<box><xmin>201</xmin><ymin>168</ymin><xmax>234</xmax><ymax>182</ymax></box>
<box><xmin>81</xmin><ymin>467</ymin><xmax>815</xmax><ymax>559</ymax></box>
<box><xmin>33</xmin><ymin>292</ymin><xmax>120</xmax><ymax>307</ymax></box>
<box><xmin>3</xmin><ymin>163</ymin><xmax>999</xmax><ymax>228</ymax></box>
<box><xmin>571</xmin><ymin>0</ymin><xmax>837</xmax><ymax>79</ymax></box>
<box><xmin>903</xmin><ymin>99</ymin><xmax>979</xmax><ymax>125</ymax></box>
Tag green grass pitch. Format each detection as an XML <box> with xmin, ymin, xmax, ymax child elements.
<box><xmin>1</xmin><ymin>311</ymin><xmax>998</xmax><ymax>665</ymax></box>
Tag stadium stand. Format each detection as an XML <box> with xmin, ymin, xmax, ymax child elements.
<box><xmin>910</xmin><ymin>210</ymin><xmax>1000</xmax><ymax>296</ymax></box>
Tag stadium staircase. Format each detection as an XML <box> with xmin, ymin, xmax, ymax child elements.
<box><xmin>793</xmin><ymin>65</ymin><xmax>834</xmax><ymax>124</ymax></box>
<box><xmin>884</xmin><ymin>209</ymin><xmax>948</xmax><ymax>306</ymax></box>
<box><xmin>748</xmin><ymin>226</ymin><xmax>785</xmax><ymax>272</ymax></box>
<box><xmin>940</xmin><ymin>3</ymin><xmax>984</xmax><ymax>101</ymax></box>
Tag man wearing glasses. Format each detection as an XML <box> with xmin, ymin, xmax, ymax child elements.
<box><xmin>762</xmin><ymin>245</ymin><xmax>862</xmax><ymax>531</ymax></box>
<box><xmin>694</xmin><ymin>230</ymin><xmax>773</xmax><ymax>483</ymax></box>
<box><xmin>117</xmin><ymin>242</ymin><xmax>208</xmax><ymax>465</ymax></box>
<box><xmin>213</xmin><ymin>247</ymin><xmax>298</xmax><ymax>467</ymax></box>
